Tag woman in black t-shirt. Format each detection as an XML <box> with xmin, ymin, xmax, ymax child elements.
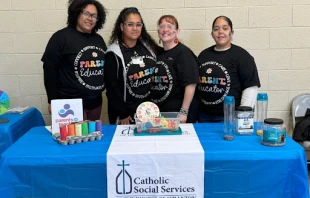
<box><xmin>42</xmin><ymin>0</ymin><xmax>107</xmax><ymax>120</ymax></box>
<box><xmin>150</xmin><ymin>15</ymin><xmax>199</xmax><ymax>123</ymax></box>
<box><xmin>104</xmin><ymin>7</ymin><xmax>158</xmax><ymax>125</ymax></box>
<box><xmin>198</xmin><ymin>16</ymin><xmax>260</xmax><ymax>122</ymax></box>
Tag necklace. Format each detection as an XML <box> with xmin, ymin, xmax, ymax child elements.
<box><xmin>122</xmin><ymin>42</ymin><xmax>138</xmax><ymax>57</ymax></box>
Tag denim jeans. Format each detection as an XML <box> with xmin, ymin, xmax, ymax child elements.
<box><xmin>198</xmin><ymin>111</ymin><xmax>224</xmax><ymax>123</ymax></box>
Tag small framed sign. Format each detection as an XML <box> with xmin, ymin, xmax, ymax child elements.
<box><xmin>51</xmin><ymin>99</ymin><xmax>83</xmax><ymax>134</ymax></box>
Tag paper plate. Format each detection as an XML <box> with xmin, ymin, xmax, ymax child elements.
<box><xmin>0</xmin><ymin>90</ymin><xmax>10</xmax><ymax>115</ymax></box>
<box><xmin>136</xmin><ymin>101</ymin><xmax>160</xmax><ymax>120</ymax></box>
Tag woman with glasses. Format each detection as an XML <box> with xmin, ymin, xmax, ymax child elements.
<box><xmin>150</xmin><ymin>15</ymin><xmax>199</xmax><ymax>123</ymax></box>
<box><xmin>41</xmin><ymin>0</ymin><xmax>107</xmax><ymax>120</ymax></box>
<box><xmin>104</xmin><ymin>7</ymin><xmax>158</xmax><ymax>125</ymax></box>
<box><xmin>197</xmin><ymin>16</ymin><xmax>260</xmax><ymax>122</ymax></box>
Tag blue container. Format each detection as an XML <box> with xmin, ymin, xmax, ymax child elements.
<box><xmin>88</xmin><ymin>121</ymin><xmax>96</xmax><ymax>133</ymax></box>
<box><xmin>262</xmin><ymin>118</ymin><xmax>286</xmax><ymax>146</ymax></box>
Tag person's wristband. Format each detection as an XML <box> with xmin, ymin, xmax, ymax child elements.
<box><xmin>179</xmin><ymin>108</ymin><xmax>189</xmax><ymax>115</ymax></box>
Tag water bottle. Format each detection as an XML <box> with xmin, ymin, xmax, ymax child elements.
<box><xmin>223</xmin><ymin>96</ymin><xmax>235</xmax><ymax>140</ymax></box>
<box><xmin>256</xmin><ymin>93</ymin><xmax>268</xmax><ymax>136</ymax></box>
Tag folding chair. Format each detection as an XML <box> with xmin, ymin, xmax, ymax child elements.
<box><xmin>292</xmin><ymin>93</ymin><xmax>310</xmax><ymax>129</ymax></box>
<box><xmin>292</xmin><ymin>93</ymin><xmax>310</xmax><ymax>164</ymax></box>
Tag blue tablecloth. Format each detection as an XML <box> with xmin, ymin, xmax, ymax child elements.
<box><xmin>0</xmin><ymin>124</ymin><xmax>308</xmax><ymax>198</ymax></box>
<box><xmin>0</xmin><ymin>108</ymin><xmax>45</xmax><ymax>156</ymax></box>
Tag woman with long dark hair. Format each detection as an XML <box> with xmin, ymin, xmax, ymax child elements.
<box><xmin>104</xmin><ymin>7</ymin><xmax>158</xmax><ymax>125</ymax></box>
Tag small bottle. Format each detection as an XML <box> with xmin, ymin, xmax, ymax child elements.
<box><xmin>223</xmin><ymin>96</ymin><xmax>235</xmax><ymax>140</ymax></box>
<box><xmin>256</xmin><ymin>93</ymin><xmax>268</xmax><ymax>136</ymax></box>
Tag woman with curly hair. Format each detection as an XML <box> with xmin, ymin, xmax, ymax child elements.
<box><xmin>104</xmin><ymin>7</ymin><xmax>158</xmax><ymax>125</ymax></box>
<box><xmin>42</xmin><ymin>0</ymin><xmax>107</xmax><ymax>120</ymax></box>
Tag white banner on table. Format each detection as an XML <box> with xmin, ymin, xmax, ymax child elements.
<box><xmin>107</xmin><ymin>124</ymin><xmax>204</xmax><ymax>198</ymax></box>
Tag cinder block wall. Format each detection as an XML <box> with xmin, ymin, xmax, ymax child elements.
<box><xmin>1</xmin><ymin>0</ymin><xmax>309</xmax><ymax>135</ymax></box>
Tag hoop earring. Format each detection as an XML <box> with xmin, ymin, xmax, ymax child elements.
<box><xmin>174</xmin><ymin>37</ymin><xmax>179</xmax><ymax>44</ymax></box>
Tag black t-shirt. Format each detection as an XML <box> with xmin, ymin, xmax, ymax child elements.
<box><xmin>41</xmin><ymin>27</ymin><xmax>107</xmax><ymax>109</ymax></box>
<box><xmin>150</xmin><ymin>43</ymin><xmax>199</xmax><ymax>112</ymax></box>
<box><xmin>121</xmin><ymin>41</ymin><xmax>157</xmax><ymax>113</ymax></box>
<box><xmin>198</xmin><ymin>44</ymin><xmax>260</xmax><ymax>116</ymax></box>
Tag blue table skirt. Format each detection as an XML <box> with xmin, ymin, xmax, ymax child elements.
<box><xmin>0</xmin><ymin>124</ymin><xmax>308</xmax><ymax>198</ymax></box>
<box><xmin>0</xmin><ymin>108</ymin><xmax>45</xmax><ymax>156</ymax></box>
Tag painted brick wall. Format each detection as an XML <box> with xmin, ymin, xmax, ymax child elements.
<box><xmin>1</xmin><ymin>0</ymin><xmax>309</xmax><ymax>135</ymax></box>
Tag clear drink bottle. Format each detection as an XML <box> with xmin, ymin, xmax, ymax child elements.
<box><xmin>256</xmin><ymin>93</ymin><xmax>268</xmax><ymax>136</ymax></box>
<box><xmin>224</xmin><ymin>96</ymin><xmax>235</xmax><ymax>140</ymax></box>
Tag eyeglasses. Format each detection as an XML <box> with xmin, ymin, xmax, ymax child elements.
<box><xmin>81</xmin><ymin>11</ymin><xmax>99</xmax><ymax>21</ymax></box>
<box><xmin>123</xmin><ymin>22</ymin><xmax>143</xmax><ymax>28</ymax></box>
<box><xmin>158</xmin><ymin>24</ymin><xmax>175</xmax><ymax>30</ymax></box>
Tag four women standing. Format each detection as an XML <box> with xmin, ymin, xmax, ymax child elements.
<box><xmin>43</xmin><ymin>1</ymin><xmax>260</xmax><ymax>124</ymax></box>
